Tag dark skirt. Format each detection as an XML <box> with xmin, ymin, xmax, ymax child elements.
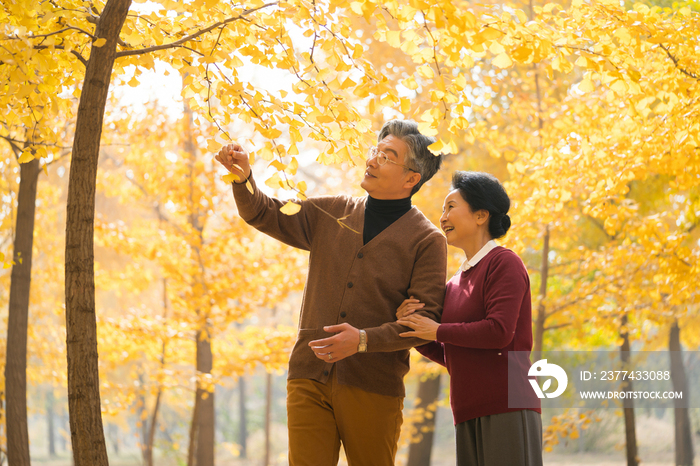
<box><xmin>455</xmin><ymin>409</ymin><xmax>543</xmax><ymax>466</ymax></box>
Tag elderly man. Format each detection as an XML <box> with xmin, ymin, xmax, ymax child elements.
<box><xmin>215</xmin><ymin>120</ymin><xmax>446</xmax><ymax>466</ymax></box>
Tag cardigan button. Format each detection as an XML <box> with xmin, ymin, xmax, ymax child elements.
<box><xmin>347</xmin><ymin>282</ymin><xmax>353</xmax><ymax>288</ymax></box>
<box><xmin>357</xmin><ymin>252</ymin><xmax>363</xmax><ymax>258</ymax></box>
<box><xmin>340</xmin><ymin>311</ymin><xmax>347</xmax><ymax>318</ymax></box>
<box><xmin>323</xmin><ymin>370</ymin><xmax>329</xmax><ymax>376</ymax></box>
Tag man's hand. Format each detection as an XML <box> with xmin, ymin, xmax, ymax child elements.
<box><xmin>397</xmin><ymin>314</ymin><xmax>438</xmax><ymax>341</ymax></box>
<box><xmin>309</xmin><ymin>323</ymin><xmax>361</xmax><ymax>363</ymax></box>
<box><xmin>214</xmin><ymin>142</ymin><xmax>251</xmax><ymax>183</ymax></box>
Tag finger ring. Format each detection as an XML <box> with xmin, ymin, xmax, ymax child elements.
<box><xmin>328</xmin><ymin>354</ymin><xmax>332</xmax><ymax>360</ymax></box>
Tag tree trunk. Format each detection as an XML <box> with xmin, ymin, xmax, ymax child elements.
<box><xmin>48</xmin><ymin>387</ymin><xmax>56</xmax><ymax>457</ymax></box>
<box><xmin>108</xmin><ymin>422</ymin><xmax>120</xmax><ymax>456</ymax></box>
<box><xmin>264</xmin><ymin>371</ymin><xmax>273</xmax><ymax>466</ymax></box>
<box><xmin>239</xmin><ymin>376</ymin><xmax>248</xmax><ymax>459</ymax></box>
<box><xmin>5</xmin><ymin>155</ymin><xmax>40</xmax><ymax>466</ymax></box>
<box><xmin>669</xmin><ymin>320</ymin><xmax>694</xmax><ymax>466</ymax></box>
<box><xmin>406</xmin><ymin>372</ymin><xmax>441</xmax><ymax>466</ymax></box>
<box><xmin>620</xmin><ymin>314</ymin><xmax>639</xmax><ymax>466</ymax></box>
<box><xmin>142</xmin><ymin>389</ymin><xmax>162</xmax><ymax>466</ymax></box>
<box><xmin>141</xmin><ymin>279</ymin><xmax>167</xmax><ymax>466</ymax></box>
<box><xmin>187</xmin><ymin>393</ymin><xmax>199</xmax><ymax>466</ymax></box>
<box><xmin>181</xmin><ymin>81</ymin><xmax>215</xmax><ymax>466</ymax></box>
<box><xmin>188</xmin><ymin>329</ymin><xmax>215</xmax><ymax>466</ymax></box>
<box><xmin>60</xmin><ymin>405</ymin><xmax>68</xmax><ymax>452</ymax></box>
<box><xmin>64</xmin><ymin>1</ymin><xmax>132</xmax><ymax>465</ymax></box>
<box><xmin>532</xmin><ymin>224</ymin><xmax>550</xmax><ymax>361</ymax></box>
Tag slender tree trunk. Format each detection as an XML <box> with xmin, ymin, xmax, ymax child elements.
<box><xmin>48</xmin><ymin>387</ymin><xmax>56</xmax><ymax>457</ymax></box>
<box><xmin>59</xmin><ymin>405</ymin><xmax>68</xmax><ymax>452</ymax></box>
<box><xmin>5</xmin><ymin>155</ymin><xmax>40</xmax><ymax>466</ymax></box>
<box><xmin>64</xmin><ymin>1</ymin><xmax>132</xmax><ymax>465</ymax></box>
<box><xmin>620</xmin><ymin>314</ymin><xmax>639</xmax><ymax>466</ymax></box>
<box><xmin>669</xmin><ymin>320</ymin><xmax>694</xmax><ymax>466</ymax></box>
<box><xmin>141</xmin><ymin>278</ymin><xmax>167</xmax><ymax>466</ymax></box>
<box><xmin>239</xmin><ymin>376</ymin><xmax>248</xmax><ymax>459</ymax></box>
<box><xmin>141</xmin><ymin>389</ymin><xmax>162</xmax><ymax>466</ymax></box>
<box><xmin>182</xmin><ymin>83</ymin><xmax>215</xmax><ymax>466</ymax></box>
<box><xmin>406</xmin><ymin>373</ymin><xmax>441</xmax><ymax>466</ymax></box>
<box><xmin>187</xmin><ymin>393</ymin><xmax>199</xmax><ymax>466</ymax></box>
<box><xmin>188</xmin><ymin>329</ymin><xmax>215</xmax><ymax>466</ymax></box>
<box><xmin>528</xmin><ymin>2</ymin><xmax>547</xmax><ymax>360</ymax></box>
<box><xmin>532</xmin><ymin>225</ymin><xmax>550</xmax><ymax>361</ymax></box>
<box><xmin>264</xmin><ymin>371</ymin><xmax>273</xmax><ymax>466</ymax></box>
<box><xmin>108</xmin><ymin>423</ymin><xmax>119</xmax><ymax>456</ymax></box>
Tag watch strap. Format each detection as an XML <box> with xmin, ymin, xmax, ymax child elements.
<box><xmin>358</xmin><ymin>329</ymin><xmax>367</xmax><ymax>353</ymax></box>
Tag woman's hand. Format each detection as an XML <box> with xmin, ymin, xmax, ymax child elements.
<box><xmin>397</xmin><ymin>314</ymin><xmax>438</xmax><ymax>341</ymax></box>
<box><xmin>396</xmin><ymin>296</ymin><xmax>425</xmax><ymax>319</ymax></box>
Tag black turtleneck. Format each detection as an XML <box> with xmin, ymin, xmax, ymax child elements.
<box><xmin>363</xmin><ymin>196</ymin><xmax>412</xmax><ymax>244</ymax></box>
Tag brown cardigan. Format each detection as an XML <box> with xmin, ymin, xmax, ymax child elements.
<box><xmin>232</xmin><ymin>175</ymin><xmax>447</xmax><ymax>397</ymax></box>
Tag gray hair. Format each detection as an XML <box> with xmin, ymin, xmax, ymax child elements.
<box><xmin>378</xmin><ymin>120</ymin><xmax>443</xmax><ymax>195</ymax></box>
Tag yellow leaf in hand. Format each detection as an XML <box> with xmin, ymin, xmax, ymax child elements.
<box><xmin>222</xmin><ymin>173</ymin><xmax>241</xmax><ymax>184</ymax></box>
<box><xmin>246</xmin><ymin>180</ymin><xmax>254</xmax><ymax>194</ymax></box>
<box><xmin>280</xmin><ymin>201</ymin><xmax>301</xmax><ymax>216</ymax></box>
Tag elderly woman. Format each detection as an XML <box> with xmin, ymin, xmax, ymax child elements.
<box><xmin>397</xmin><ymin>171</ymin><xmax>542</xmax><ymax>466</ymax></box>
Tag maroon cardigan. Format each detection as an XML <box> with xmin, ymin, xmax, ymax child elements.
<box><xmin>417</xmin><ymin>246</ymin><xmax>541</xmax><ymax>423</ymax></box>
<box><xmin>232</xmin><ymin>175</ymin><xmax>447</xmax><ymax>397</ymax></box>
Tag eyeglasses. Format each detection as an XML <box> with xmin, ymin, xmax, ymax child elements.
<box><xmin>367</xmin><ymin>146</ymin><xmax>416</xmax><ymax>172</ymax></box>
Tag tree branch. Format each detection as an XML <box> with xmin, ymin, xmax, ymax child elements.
<box><xmin>1</xmin><ymin>134</ymin><xmax>24</xmax><ymax>158</ymax></box>
<box><xmin>543</xmin><ymin>322</ymin><xmax>572</xmax><ymax>331</ymax></box>
<box><xmin>115</xmin><ymin>3</ymin><xmax>278</xmax><ymax>58</ymax></box>
<box><xmin>34</xmin><ymin>45</ymin><xmax>88</xmax><ymax>66</ymax></box>
<box><xmin>658</xmin><ymin>44</ymin><xmax>700</xmax><ymax>81</ymax></box>
<box><xmin>7</xmin><ymin>26</ymin><xmax>97</xmax><ymax>40</ymax></box>
<box><xmin>0</xmin><ymin>133</ymin><xmax>72</xmax><ymax>151</ymax></box>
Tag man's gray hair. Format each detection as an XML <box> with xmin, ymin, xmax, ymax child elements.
<box><xmin>378</xmin><ymin>120</ymin><xmax>443</xmax><ymax>196</ymax></box>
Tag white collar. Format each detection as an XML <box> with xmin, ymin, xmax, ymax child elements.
<box><xmin>457</xmin><ymin>240</ymin><xmax>498</xmax><ymax>273</ymax></box>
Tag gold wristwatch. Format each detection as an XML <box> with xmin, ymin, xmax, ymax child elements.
<box><xmin>358</xmin><ymin>329</ymin><xmax>367</xmax><ymax>353</ymax></box>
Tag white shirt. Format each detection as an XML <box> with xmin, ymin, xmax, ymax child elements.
<box><xmin>457</xmin><ymin>240</ymin><xmax>498</xmax><ymax>274</ymax></box>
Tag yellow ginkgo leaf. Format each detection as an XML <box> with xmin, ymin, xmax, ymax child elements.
<box><xmin>222</xmin><ymin>173</ymin><xmax>241</xmax><ymax>184</ymax></box>
<box><xmin>280</xmin><ymin>201</ymin><xmax>301</xmax><ymax>216</ymax></box>
<box><xmin>578</xmin><ymin>78</ymin><xmax>595</xmax><ymax>93</ymax></box>
<box><xmin>93</xmin><ymin>38</ymin><xmax>107</xmax><ymax>47</ymax></box>
<box><xmin>428</xmin><ymin>139</ymin><xmax>444</xmax><ymax>154</ymax></box>
<box><xmin>246</xmin><ymin>180</ymin><xmax>254</xmax><ymax>194</ymax></box>
<box><xmin>492</xmin><ymin>53</ymin><xmax>513</xmax><ymax>69</ymax></box>
<box><xmin>18</xmin><ymin>151</ymin><xmax>35</xmax><ymax>163</ymax></box>
<box><xmin>401</xmin><ymin>98</ymin><xmax>411</xmax><ymax>114</ymax></box>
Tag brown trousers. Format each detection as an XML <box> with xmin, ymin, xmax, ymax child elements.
<box><xmin>287</xmin><ymin>367</ymin><xmax>404</xmax><ymax>466</ymax></box>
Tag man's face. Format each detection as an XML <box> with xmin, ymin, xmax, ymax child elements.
<box><xmin>360</xmin><ymin>135</ymin><xmax>419</xmax><ymax>199</ymax></box>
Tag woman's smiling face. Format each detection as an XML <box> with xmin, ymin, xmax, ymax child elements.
<box><xmin>439</xmin><ymin>189</ymin><xmax>486</xmax><ymax>249</ymax></box>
